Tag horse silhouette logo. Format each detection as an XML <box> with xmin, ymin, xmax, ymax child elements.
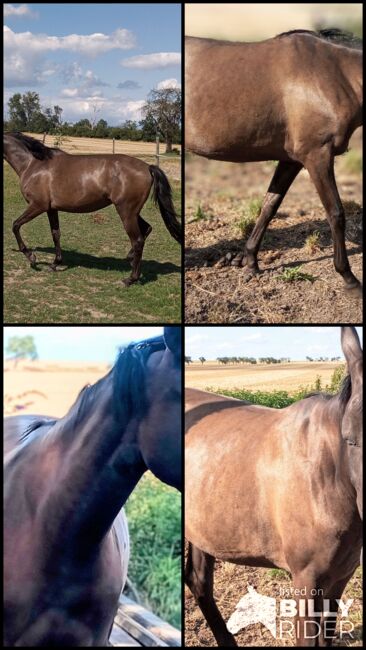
<box><xmin>227</xmin><ymin>585</ymin><xmax>277</xmax><ymax>638</ymax></box>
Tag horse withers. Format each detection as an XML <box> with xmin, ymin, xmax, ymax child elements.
<box><xmin>185</xmin><ymin>327</ymin><xmax>362</xmax><ymax>646</ymax></box>
<box><xmin>4</xmin><ymin>326</ymin><xmax>182</xmax><ymax>646</ymax></box>
<box><xmin>185</xmin><ymin>29</ymin><xmax>362</xmax><ymax>296</ymax></box>
<box><xmin>3</xmin><ymin>132</ymin><xmax>181</xmax><ymax>286</ymax></box>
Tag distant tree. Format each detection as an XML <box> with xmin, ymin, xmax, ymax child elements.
<box><xmin>142</xmin><ymin>87</ymin><xmax>181</xmax><ymax>153</ymax></box>
<box><xmin>6</xmin><ymin>336</ymin><xmax>38</xmax><ymax>367</ymax></box>
<box><xmin>199</xmin><ymin>357</ymin><xmax>206</xmax><ymax>365</ymax></box>
<box><xmin>185</xmin><ymin>356</ymin><xmax>192</xmax><ymax>364</ymax></box>
<box><xmin>94</xmin><ymin>118</ymin><xmax>108</xmax><ymax>138</ymax></box>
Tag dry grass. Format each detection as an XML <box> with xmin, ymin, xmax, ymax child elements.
<box><xmin>24</xmin><ymin>132</ymin><xmax>181</xmax><ymax>156</ymax></box>
<box><xmin>185</xmin><ymin>361</ymin><xmax>341</xmax><ymax>392</ymax></box>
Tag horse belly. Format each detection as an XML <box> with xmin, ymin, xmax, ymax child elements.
<box><xmin>185</xmin><ymin>433</ymin><xmax>287</xmax><ymax>568</ymax></box>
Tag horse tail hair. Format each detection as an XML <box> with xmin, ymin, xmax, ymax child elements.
<box><xmin>149</xmin><ymin>165</ymin><xmax>181</xmax><ymax>243</ymax></box>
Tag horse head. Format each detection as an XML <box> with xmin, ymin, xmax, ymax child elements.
<box><xmin>341</xmin><ymin>326</ymin><xmax>363</xmax><ymax>519</ymax></box>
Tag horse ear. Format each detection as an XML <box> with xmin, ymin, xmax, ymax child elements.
<box><xmin>341</xmin><ymin>326</ymin><xmax>362</xmax><ymax>375</ymax></box>
<box><xmin>164</xmin><ymin>326</ymin><xmax>182</xmax><ymax>360</ymax></box>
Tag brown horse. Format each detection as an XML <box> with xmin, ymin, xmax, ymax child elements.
<box><xmin>4</xmin><ymin>132</ymin><xmax>181</xmax><ymax>286</ymax></box>
<box><xmin>185</xmin><ymin>327</ymin><xmax>362</xmax><ymax>646</ymax></box>
<box><xmin>4</xmin><ymin>327</ymin><xmax>181</xmax><ymax>646</ymax></box>
<box><xmin>185</xmin><ymin>29</ymin><xmax>362</xmax><ymax>296</ymax></box>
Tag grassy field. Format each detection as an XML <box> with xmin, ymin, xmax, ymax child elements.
<box><xmin>24</xmin><ymin>132</ymin><xmax>181</xmax><ymax>159</ymax></box>
<box><xmin>185</xmin><ymin>360</ymin><xmax>343</xmax><ymax>392</ymax></box>
<box><xmin>4</xmin><ymin>163</ymin><xmax>181</xmax><ymax>323</ymax></box>
<box><xmin>125</xmin><ymin>473</ymin><xmax>181</xmax><ymax>629</ymax></box>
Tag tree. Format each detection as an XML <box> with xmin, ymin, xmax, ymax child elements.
<box><xmin>199</xmin><ymin>357</ymin><xmax>206</xmax><ymax>365</ymax></box>
<box><xmin>185</xmin><ymin>356</ymin><xmax>192</xmax><ymax>364</ymax></box>
<box><xmin>141</xmin><ymin>87</ymin><xmax>181</xmax><ymax>153</ymax></box>
<box><xmin>6</xmin><ymin>336</ymin><xmax>38</xmax><ymax>367</ymax></box>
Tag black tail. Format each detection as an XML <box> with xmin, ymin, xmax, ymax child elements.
<box><xmin>149</xmin><ymin>165</ymin><xmax>181</xmax><ymax>243</ymax></box>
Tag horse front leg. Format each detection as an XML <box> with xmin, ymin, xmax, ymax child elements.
<box><xmin>304</xmin><ymin>147</ymin><xmax>361</xmax><ymax>297</ymax></box>
<box><xmin>12</xmin><ymin>204</ymin><xmax>44</xmax><ymax>266</ymax></box>
<box><xmin>235</xmin><ymin>161</ymin><xmax>302</xmax><ymax>273</ymax></box>
<box><xmin>185</xmin><ymin>542</ymin><xmax>237</xmax><ymax>647</ymax></box>
<box><xmin>47</xmin><ymin>209</ymin><xmax>63</xmax><ymax>270</ymax></box>
<box><xmin>291</xmin><ymin>571</ymin><xmax>324</xmax><ymax>647</ymax></box>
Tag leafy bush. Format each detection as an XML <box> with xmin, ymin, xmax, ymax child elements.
<box><xmin>125</xmin><ymin>473</ymin><xmax>181</xmax><ymax>628</ymax></box>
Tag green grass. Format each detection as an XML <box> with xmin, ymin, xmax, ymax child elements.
<box><xmin>278</xmin><ymin>265</ymin><xmax>316</xmax><ymax>283</ymax></box>
<box><xmin>191</xmin><ymin>203</ymin><xmax>211</xmax><ymax>222</ymax></box>
<box><xmin>237</xmin><ymin>198</ymin><xmax>262</xmax><ymax>238</ymax></box>
<box><xmin>342</xmin><ymin>149</ymin><xmax>362</xmax><ymax>174</ymax></box>
<box><xmin>206</xmin><ymin>366</ymin><xmax>346</xmax><ymax>408</ymax></box>
<box><xmin>125</xmin><ymin>473</ymin><xmax>181</xmax><ymax>629</ymax></box>
<box><xmin>4</xmin><ymin>163</ymin><xmax>181</xmax><ymax>323</ymax></box>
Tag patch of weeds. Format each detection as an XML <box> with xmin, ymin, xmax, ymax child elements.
<box><xmin>267</xmin><ymin>569</ymin><xmax>289</xmax><ymax>580</ymax></box>
<box><xmin>342</xmin><ymin>149</ymin><xmax>362</xmax><ymax>174</ymax></box>
<box><xmin>304</xmin><ymin>231</ymin><xmax>321</xmax><ymax>255</ymax></box>
<box><xmin>237</xmin><ymin>198</ymin><xmax>262</xmax><ymax>238</ymax></box>
<box><xmin>278</xmin><ymin>265</ymin><xmax>316</xmax><ymax>283</ymax></box>
<box><xmin>192</xmin><ymin>204</ymin><xmax>210</xmax><ymax>222</ymax></box>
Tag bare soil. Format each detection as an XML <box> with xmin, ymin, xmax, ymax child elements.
<box><xmin>185</xmin><ymin>133</ymin><xmax>362</xmax><ymax>324</ymax></box>
<box><xmin>184</xmin><ymin>553</ymin><xmax>362</xmax><ymax>647</ymax></box>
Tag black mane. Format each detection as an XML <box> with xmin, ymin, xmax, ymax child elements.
<box><xmin>277</xmin><ymin>28</ymin><xmax>362</xmax><ymax>50</ymax></box>
<box><xmin>70</xmin><ymin>335</ymin><xmax>165</xmax><ymax>431</ymax></box>
<box><xmin>7</xmin><ymin>132</ymin><xmax>57</xmax><ymax>160</ymax></box>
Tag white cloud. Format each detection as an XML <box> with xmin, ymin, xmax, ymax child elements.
<box><xmin>157</xmin><ymin>78</ymin><xmax>181</xmax><ymax>90</ymax></box>
<box><xmin>4</xmin><ymin>25</ymin><xmax>136</xmax><ymax>57</ymax></box>
<box><xmin>4</xmin><ymin>4</ymin><xmax>36</xmax><ymax>18</ymax></box>
<box><xmin>54</xmin><ymin>96</ymin><xmax>146</xmax><ymax>122</ymax></box>
<box><xmin>121</xmin><ymin>52</ymin><xmax>181</xmax><ymax>69</ymax></box>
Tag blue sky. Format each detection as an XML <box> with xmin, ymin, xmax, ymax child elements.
<box><xmin>4</xmin><ymin>326</ymin><xmax>163</xmax><ymax>363</ymax></box>
<box><xmin>185</xmin><ymin>327</ymin><xmax>363</xmax><ymax>360</ymax></box>
<box><xmin>4</xmin><ymin>3</ymin><xmax>181</xmax><ymax>124</ymax></box>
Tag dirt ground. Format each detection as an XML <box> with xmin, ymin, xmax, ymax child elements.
<box><xmin>184</xmin><ymin>554</ymin><xmax>362</xmax><ymax>647</ymax></box>
<box><xmin>185</xmin><ymin>132</ymin><xmax>362</xmax><ymax>324</ymax></box>
<box><xmin>4</xmin><ymin>360</ymin><xmax>109</xmax><ymax>417</ymax></box>
<box><xmin>185</xmin><ymin>361</ymin><xmax>339</xmax><ymax>392</ymax></box>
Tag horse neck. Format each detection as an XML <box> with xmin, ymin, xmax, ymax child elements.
<box><xmin>321</xmin><ymin>394</ymin><xmax>357</xmax><ymax>501</ymax></box>
<box><xmin>44</xmin><ymin>374</ymin><xmax>146</xmax><ymax>553</ymax></box>
<box><xmin>4</xmin><ymin>141</ymin><xmax>34</xmax><ymax>176</ymax></box>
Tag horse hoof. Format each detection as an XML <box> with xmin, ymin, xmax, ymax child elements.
<box><xmin>231</xmin><ymin>254</ymin><xmax>243</xmax><ymax>267</ymax></box>
<box><xmin>122</xmin><ymin>278</ymin><xmax>134</xmax><ymax>287</ymax></box>
<box><xmin>345</xmin><ymin>283</ymin><xmax>362</xmax><ymax>299</ymax></box>
<box><xmin>28</xmin><ymin>253</ymin><xmax>36</xmax><ymax>266</ymax></box>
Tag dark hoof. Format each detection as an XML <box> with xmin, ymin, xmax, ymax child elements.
<box><xmin>344</xmin><ymin>283</ymin><xmax>362</xmax><ymax>299</ymax></box>
<box><xmin>28</xmin><ymin>252</ymin><xmax>37</xmax><ymax>266</ymax></box>
<box><xmin>231</xmin><ymin>254</ymin><xmax>243</xmax><ymax>267</ymax></box>
<box><xmin>122</xmin><ymin>277</ymin><xmax>136</xmax><ymax>287</ymax></box>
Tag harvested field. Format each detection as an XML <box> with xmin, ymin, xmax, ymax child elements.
<box><xmin>185</xmin><ymin>360</ymin><xmax>341</xmax><ymax>392</ymax></box>
<box><xmin>185</xmin><ymin>130</ymin><xmax>362</xmax><ymax>324</ymax></box>
<box><xmin>24</xmin><ymin>133</ymin><xmax>181</xmax><ymax>181</ymax></box>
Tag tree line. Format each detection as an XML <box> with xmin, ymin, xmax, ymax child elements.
<box><xmin>4</xmin><ymin>87</ymin><xmax>181</xmax><ymax>151</ymax></box>
<box><xmin>184</xmin><ymin>356</ymin><xmax>341</xmax><ymax>364</ymax></box>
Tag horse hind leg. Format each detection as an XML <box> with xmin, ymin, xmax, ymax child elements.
<box><xmin>127</xmin><ymin>215</ymin><xmax>152</xmax><ymax>262</ymax></box>
<box><xmin>116</xmin><ymin>204</ymin><xmax>146</xmax><ymax>286</ymax></box>
<box><xmin>12</xmin><ymin>204</ymin><xmax>44</xmax><ymax>266</ymax></box>
<box><xmin>47</xmin><ymin>209</ymin><xmax>63</xmax><ymax>270</ymax></box>
<box><xmin>185</xmin><ymin>542</ymin><xmax>237</xmax><ymax>647</ymax></box>
<box><xmin>233</xmin><ymin>160</ymin><xmax>302</xmax><ymax>273</ymax></box>
<box><xmin>304</xmin><ymin>147</ymin><xmax>361</xmax><ymax>297</ymax></box>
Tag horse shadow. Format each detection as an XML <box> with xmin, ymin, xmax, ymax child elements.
<box><xmin>14</xmin><ymin>247</ymin><xmax>181</xmax><ymax>285</ymax></box>
<box><xmin>186</xmin><ymin>213</ymin><xmax>362</xmax><ymax>270</ymax></box>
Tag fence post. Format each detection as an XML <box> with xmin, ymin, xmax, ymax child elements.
<box><xmin>155</xmin><ymin>135</ymin><xmax>159</xmax><ymax>167</ymax></box>
<box><xmin>42</xmin><ymin>133</ymin><xmax>46</xmax><ymax>143</ymax></box>
<box><xmin>112</xmin><ymin>138</ymin><xmax>115</xmax><ymax>154</ymax></box>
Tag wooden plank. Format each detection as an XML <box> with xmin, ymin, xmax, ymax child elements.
<box><xmin>110</xmin><ymin>623</ymin><xmax>142</xmax><ymax>647</ymax></box>
<box><xmin>118</xmin><ymin>595</ymin><xmax>181</xmax><ymax>647</ymax></box>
